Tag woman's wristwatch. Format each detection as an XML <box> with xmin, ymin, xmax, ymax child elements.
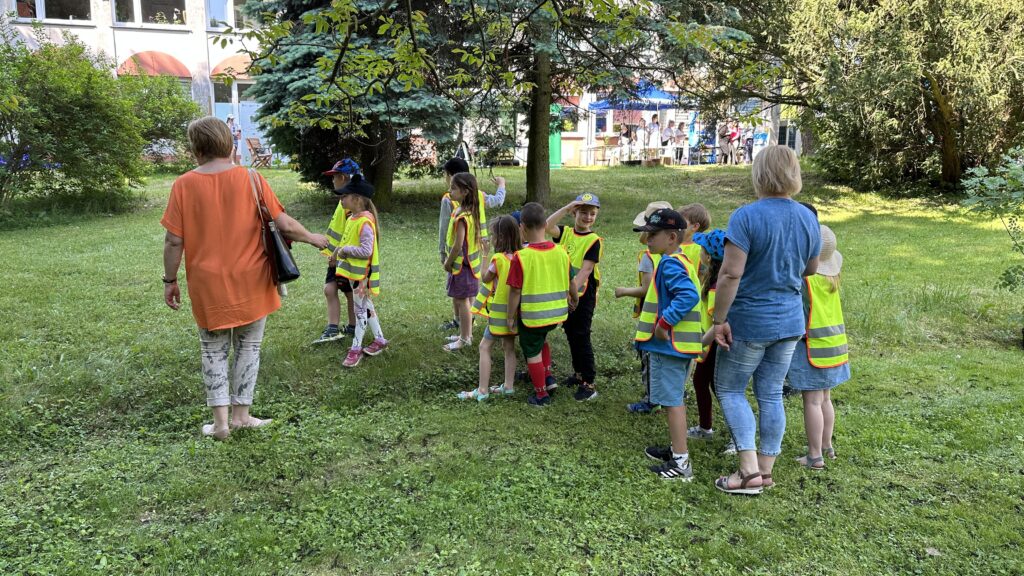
<box><xmin>162</xmin><ymin>276</ymin><xmax>177</xmax><ymax>284</ymax></box>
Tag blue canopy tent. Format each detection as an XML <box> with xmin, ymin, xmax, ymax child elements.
<box><xmin>587</xmin><ymin>82</ymin><xmax>677</xmax><ymax>111</ymax></box>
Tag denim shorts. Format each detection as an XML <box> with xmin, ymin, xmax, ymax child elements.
<box><xmin>648</xmin><ymin>352</ymin><xmax>691</xmax><ymax>407</ymax></box>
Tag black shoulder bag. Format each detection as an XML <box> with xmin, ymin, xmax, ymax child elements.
<box><xmin>249</xmin><ymin>169</ymin><xmax>301</xmax><ymax>284</ymax></box>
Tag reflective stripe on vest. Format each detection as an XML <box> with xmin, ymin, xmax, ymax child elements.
<box><xmin>336</xmin><ymin>214</ymin><xmax>381</xmax><ymax>295</ymax></box>
<box><xmin>558</xmin><ymin>228</ymin><xmax>602</xmax><ymax>296</ymax></box>
<box><xmin>633</xmin><ymin>252</ymin><xmax>703</xmax><ymax>354</ymax></box>
<box><xmin>518</xmin><ymin>246</ymin><xmax>570</xmax><ymax>328</ymax></box>
<box><xmin>471</xmin><ymin>253</ymin><xmax>516</xmax><ymax>335</ymax></box>
<box><xmin>805</xmin><ymin>275</ymin><xmax>848</xmax><ymax>368</ymax></box>
<box><xmin>446</xmin><ymin>210</ymin><xmax>482</xmax><ymax>277</ymax></box>
<box><xmin>320</xmin><ymin>205</ymin><xmax>349</xmax><ymax>257</ymax></box>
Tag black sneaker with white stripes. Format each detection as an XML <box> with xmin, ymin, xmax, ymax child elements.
<box><xmin>649</xmin><ymin>457</ymin><xmax>693</xmax><ymax>481</ymax></box>
<box><xmin>644</xmin><ymin>445</ymin><xmax>673</xmax><ymax>462</ymax></box>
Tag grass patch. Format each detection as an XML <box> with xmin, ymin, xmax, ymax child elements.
<box><xmin>1</xmin><ymin>165</ymin><xmax>1022</xmax><ymax>574</ymax></box>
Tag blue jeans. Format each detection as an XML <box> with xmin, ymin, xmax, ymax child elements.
<box><xmin>714</xmin><ymin>337</ymin><xmax>799</xmax><ymax>456</ymax></box>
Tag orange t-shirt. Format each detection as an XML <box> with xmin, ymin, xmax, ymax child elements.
<box><xmin>161</xmin><ymin>167</ymin><xmax>285</xmax><ymax>331</ymax></box>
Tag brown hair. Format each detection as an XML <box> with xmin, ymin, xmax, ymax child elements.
<box><xmin>451</xmin><ymin>172</ymin><xmax>481</xmax><ymax>246</ymax></box>
<box><xmin>520</xmin><ymin>202</ymin><xmax>547</xmax><ymax>230</ymax></box>
<box><xmin>187</xmin><ymin>116</ymin><xmax>234</xmax><ymax>161</ymax></box>
<box><xmin>678</xmin><ymin>203</ymin><xmax>711</xmax><ymax>232</ymax></box>
<box><xmin>350</xmin><ymin>195</ymin><xmax>381</xmax><ymax>239</ymax></box>
<box><xmin>490</xmin><ymin>215</ymin><xmax>522</xmax><ymax>254</ymax></box>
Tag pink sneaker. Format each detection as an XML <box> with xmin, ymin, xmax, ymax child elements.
<box><xmin>343</xmin><ymin>347</ymin><xmax>363</xmax><ymax>368</ymax></box>
<box><xmin>363</xmin><ymin>338</ymin><xmax>388</xmax><ymax>357</ymax></box>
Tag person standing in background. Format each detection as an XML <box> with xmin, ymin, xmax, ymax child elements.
<box><xmin>226</xmin><ymin>114</ymin><xmax>242</xmax><ymax>165</ymax></box>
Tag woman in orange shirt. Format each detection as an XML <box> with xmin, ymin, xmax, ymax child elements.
<box><xmin>161</xmin><ymin>116</ymin><xmax>328</xmax><ymax>440</ymax></box>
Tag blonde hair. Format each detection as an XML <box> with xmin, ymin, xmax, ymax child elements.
<box><xmin>187</xmin><ymin>116</ymin><xmax>233</xmax><ymax>160</ymax></box>
<box><xmin>752</xmin><ymin>145</ymin><xmax>802</xmax><ymax>197</ymax></box>
<box><xmin>823</xmin><ymin>274</ymin><xmax>840</xmax><ymax>292</ymax></box>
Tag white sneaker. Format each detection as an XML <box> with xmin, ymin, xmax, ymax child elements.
<box><xmin>722</xmin><ymin>440</ymin><xmax>737</xmax><ymax>455</ymax></box>
<box><xmin>687</xmin><ymin>425</ymin><xmax>714</xmax><ymax>440</ymax></box>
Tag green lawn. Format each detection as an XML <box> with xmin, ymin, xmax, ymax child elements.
<box><xmin>1</xmin><ymin>165</ymin><xmax>1022</xmax><ymax>575</ymax></box>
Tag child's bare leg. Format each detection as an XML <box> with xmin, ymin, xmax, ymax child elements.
<box><xmin>324</xmin><ymin>282</ymin><xmax>341</xmax><ymax>326</ymax></box>
<box><xmin>456</xmin><ymin>298</ymin><xmax>473</xmax><ymax>341</ymax></box>
<box><xmin>501</xmin><ymin>336</ymin><xmax>517</xmax><ymax>390</ymax></box>
<box><xmin>344</xmin><ymin>290</ymin><xmax>356</xmax><ymax>327</ymax></box>
<box><xmin>666</xmin><ymin>405</ymin><xmax>689</xmax><ymax>456</ymax></box>
<box><xmin>801</xmin><ymin>390</ymin><xmax>824</xmax><ymax>460</ymax></box>
<box><xmin>477</xmin><ymin>337</ymin><xmax>494</xmax><ymax>394</ymax></box>
<box><xmin>821</xmin><ymin>389</ymin><xmax>835</xmax><ymax>453</ymax></box>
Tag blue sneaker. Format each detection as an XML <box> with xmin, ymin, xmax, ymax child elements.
<box><xmin>627</xmin><ymin>400</ymin><xmax>661</xmax><ymax>414</ymax></box>
<box><xmin>527</xmin><ymin>394</ymin><xmax>551</xmax><ymax>407</ymax></box>
<box><xmin>544</xmin><ymin>375</ymin><xmax>557</xmax><ymax>392</ymax></box>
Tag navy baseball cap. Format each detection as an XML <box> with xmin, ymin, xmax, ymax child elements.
<box><xmin>574</xmin><ymin>192</ymin><xmax>600</xmax><ymax>208</ymax></box>
<box><xmin>633</xmin><ymin>208</ymin><xmax>685</xmax><ymax>232</ymax></box>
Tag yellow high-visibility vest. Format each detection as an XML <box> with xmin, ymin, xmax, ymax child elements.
<box><xmin>446</xmin><ymin>190</ymin><xmax>489</xmax><ymax>241</ymax></box>
<box><xmin>633</xmin><ymin>252</ymin><xmax>703</xmax><ymax>355</ymax></box>
<box><xmin>446</xmin><ymin>209</ymin><xmax>482</xmax><ymax>277</ymax></box>
<box><xmin>558</xmin><ymin>228</ymin><xmax>602</xmax><ymax>296</ymax></box>
<box><xmin>633</xmin><ymin>250</ymin><xmax>661</xmax><ymax>318</ymax></box>
<box><xmin>471</xmin><ymin>252</ymin><xmax>516</xmax><ymax>335</ymax></box>
<box><xmin>805</xmin><ymin>275</ymin><xmax>848</xmax><ymax>368</ymax></box>
<box><xmin>681</xmin><ymin>242</ymin><xmax>704</xmax><ymax>278</ymax></box>
<box><xmin>696</xmin><ymin>287</ymin><xmax>716</xmax><ymax>363</ymax></box>
<box><xmin>320</xmin><ymin>204</ymin><xmax>349</xmax><ymax>257</ymax></box>
<box><xmin>336</xmin><ymin>213</ymin><xmax>381</xmax><ymax>296</ymax></box>
<box><xmin>517</xmin><ymin>245</ymin><xmax>570</xmax><ymax>328</ymax></box>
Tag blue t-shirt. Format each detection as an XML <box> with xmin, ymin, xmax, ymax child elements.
<box><xmin>725</xmin><ymin>198</ymin><xmax>821</xmax><ymax>341</ymax></box>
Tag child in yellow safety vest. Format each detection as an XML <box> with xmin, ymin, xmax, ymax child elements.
<box><xmin>457</xmin><ymin>216</ymin><xmax>523</xmax><ymax>401</ymax></box>
<box><xmin>334</xmin><ymin>180</ymin><xmax>386</xmax><ymax>368</ymax></box>
<box><xmin>442</xmin><ymin>172</ymin><xmax>484</xmax><ymax>351</ymax></box>
<box><xmin>616</xmin><ymin>200</ymin><xmax>672</xmax><ymax>414</ymax></box>
<box><xmin>545</xmin><ymin>193</ymin><xmax>603</xmax><ymax>401</ymax></box>
<box><xmin>786</xmin><ymin>224</ymin><xmax>849</xmax><ymax>470</ymax></box>
<box><xmin>312</xmin><ymin>159</ymin><xmax>364</xmax><ymax>345</ymax></box>
<box><xmin>507</xmin><ymin>202</ymin><xmax>577</xmax><ymax>407</ymax></box>
<box><xmin>677</xmin><ymin>203</ymin><xmax>711</xmax><ymax>278</ymax></box>
<box><xmin>632</xmin><ymin>208</ymin><xmax>702</xmax><ymax>481</ymax></box>
<box><xmin>437</xmin><ymin>157</ymin><xmax>507</xmax><ymax>331</ymax></box>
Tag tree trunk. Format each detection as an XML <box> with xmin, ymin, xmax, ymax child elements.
<box><xmin>525</xmin><ymin>50</ymin><xmax>552</xmax><ymax>205</ymax></box>
<box><xmin>923</xmin><ymin>72</ymin><xmax>962</xmax><ymax>187</ymax></box>
<box><xmin>361</xmin><ymin>118</ymin><xmax>397</xmax><ymax>209</ymax></box>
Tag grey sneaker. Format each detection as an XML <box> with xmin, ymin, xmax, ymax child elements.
<box><xmin>439</xmin><ymin>318</ymin><xmax>460</xmax><ymax>331</ymax></box>
<box><xmin>313</xmin><ymin>326</ymin><xmax>344</xmax><ymax>344</ymax></box>
<box><xmin>722</xmin><ymin>440</ymin><xmax>737</xmax><ymax>455</ymax></box>
<box><xmin>649</xmin><ymin>457</ymin><xmax>693</xmax><ymax>481</ymax></box>
<box><xmin>687</xmin><ymin>426</ymin><xmax>714</xmax><ymax>440</ymax></box>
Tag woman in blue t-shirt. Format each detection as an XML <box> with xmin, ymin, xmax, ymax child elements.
<box><xmin>710</xmin><ymin>145</ymin><xmax>822</xmax><ymax>495</ymax></box>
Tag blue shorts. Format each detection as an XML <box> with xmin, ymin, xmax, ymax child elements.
<box><xmin>648</xmin><ymin>352</ymin><xmax>691</xmax><ymax>407</ymax></box>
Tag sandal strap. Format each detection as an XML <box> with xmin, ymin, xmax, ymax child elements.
<box><xmin>739</xmin><ymin>471</ymin><xmax>762</xmax><ymax>488</ymax></box>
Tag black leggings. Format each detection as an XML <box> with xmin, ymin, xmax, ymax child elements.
<box><xmin>562</xmin><ymin>284</ymin><xmax>597</xmax><ymax>383</ymax></box>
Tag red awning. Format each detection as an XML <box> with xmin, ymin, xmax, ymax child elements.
<box><xmin>211</xmin><ymin>54</ymin><xmax>252</xmax><ymax>79</ymax></box>
<box><xmin>117</xmin><ymin>51</ymin><xmax>191</xmax><ymax>78</ymax></box>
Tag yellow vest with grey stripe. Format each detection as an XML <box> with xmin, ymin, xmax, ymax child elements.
<box><xmin>558</xmin><ymin>228</ymin><xmax>602</xmax><ymax>296</ymax></box>
<box><xmin>446</xmin><ymin>209</ymin><xmax>482</xmax><ymax>277</ymax></box>
<box><xmin>320</xmin><ymin>204</ymin><xmax>349</xmax><ymax>257</ymax></box>
<box><xmin>446</xmin><ymin>190</ymin><xmax>489</xmax><ymax>241</ymax></box>
<box><xmin>470</xmin><ymin>252</ymin><xmax>515</xmax><ymax>335</ymax></box>
<box><xmin>517</xmin><ymin>245</ymin><xmax>570</xmax><ymax>328</ymax></box>
<box><xmin>633</xmin><ymin>250</ymin><xmax>661</xmax><ymax>318</ymax></box>
<box><xmin>695</xmin><ymin>287</ymin><xmax>716</xmax><ymax>363</ymax></box>
<box><xmin>336</xmin><ymin>214</ymin><xmax>381</xmax><ymax>296</ymax></box>
<box><xmin>805</xmin><ymin>275</ymin><xmax>848</xmax><ymax>368</ymax></box>
<box><xmin>633</xmin><ymin>252</ymin><xmax>703</xmax><ymax>355</ymax></box>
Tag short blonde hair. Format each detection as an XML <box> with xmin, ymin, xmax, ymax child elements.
<box><xmin>187</xmin><ymin>116</ymin><xmax>234</xmax><ymax>160</ymax></box>
<box><xmin>752</xmin><ymin>145</ymin><xmax>802</xmax><ymax>197</ymax></box>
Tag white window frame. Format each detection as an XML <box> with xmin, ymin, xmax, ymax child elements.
<box><xmin>112</xmin><ymin>0</ymin><xmax>188</xmax><ymax>27</ymax></box>
<box><xmin>15</xmin><ymin>0</ymin><xmax>93</xmax><ymax>22</ymax></box>
<box><xmin>206</xmin><ymin>0</ymin><xmax>255</xmax><ymax>31</ymax></box>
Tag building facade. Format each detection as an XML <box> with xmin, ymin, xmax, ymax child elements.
<box><xmin>6</xmin><ymin>0</ymin><xmax>264</xmax><ymax>162</ymax></box>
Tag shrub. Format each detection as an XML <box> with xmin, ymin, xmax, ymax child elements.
<box><xmin>118</xmin><ymin>73</ymin><xmax>201</xmax><ymax>174</ymax></box>
<box><xmin>0</xmin><ymin>16</ymin><xmax>144</xmax><ymax>211</ymax></box>
<box><xmin>962</xmin><ymin>147</ymin><xmax>1024</xmax><ymax>290</ymax></box>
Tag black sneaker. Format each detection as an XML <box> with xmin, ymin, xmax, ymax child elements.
<box><xmin>649</xmin><ymin>458</ymin><xmax>694</xmax><ymax>481</ymax></box>
<box><xmin>574</xmin><ymin>382</ymin><xmax>598</xmax><ymax>402</ymax></box>
<box><xmin>527</xmin><ymin>394</ymin><xmax>551</xmax><ymax>407</ymax></box>
<box><xmin>562</xmin><ymin>374</ymin><xmax>581</xmax><ymax>388</ymax></box>
<box><xmin>312</xmin><ymin>326</ymin><xmax>344</xmax><ymax>344</ymax></box>
<box><xmin>544</xmin><ymin>375</ymin><xmax>557</xmax><ymax>392</ymax></box>
<box><xmin>342</xmin><ymin>324</ymin><xmax>356</xmax><ymax>336</ymax></box>
<box><xmin>644</xmin><ymin>445</ymin><xmax>673</xmax><ymax>462</ymax></box>
<box><xmin>439</xmin><ymin>318</ymin><xmax>460</xmax><ymax>331</ymax></box>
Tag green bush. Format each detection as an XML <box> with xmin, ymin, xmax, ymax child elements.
<box><xmin>962</xmin><ymin>147</ymin><xmax>1024</xmax><ymax>290</ymax></box>
<box><xmin>118</xmin><ymin>73</ymin><xmax>201</xmax><ymax>174</ymax></box>
<box><xmin>0</xmin><ymin>16</ymin><xmax>145</xmax><ymax>211</ymax></box>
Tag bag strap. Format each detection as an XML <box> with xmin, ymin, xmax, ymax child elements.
<box><xmin>248</xmin><ymin>168</ymin><xmax>272</xmax><ymax>224</ymax></box>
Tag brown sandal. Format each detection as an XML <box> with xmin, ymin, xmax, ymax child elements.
<box><xmin>761</xmin><ymin>473</ymin><xmax>774</xmax><ymax>490</ymax></box>
<box><xmin>715</xmin><ymin>471</ymin><xmax>764</xmax><ymax>495</ymax></box>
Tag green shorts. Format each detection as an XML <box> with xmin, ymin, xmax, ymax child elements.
<box><xmin>517</xmin><ymin>320</ymin><xmax>557</xmax><ymax>359</ymax></box>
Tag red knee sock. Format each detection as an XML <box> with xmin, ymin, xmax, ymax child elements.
<box><xmin>528</xmin><ymin>360</ymin><xmax>548</xmax><ymax>398</ymax></box>
<box><xmin>542</xmin><ymin>343</ymin><xmax>552</xmax><ymax>376</ymax></box>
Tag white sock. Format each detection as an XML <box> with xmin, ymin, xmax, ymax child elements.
<box><xmin>672</xmin><ymin>451</ymin><xmax>689</xmax><ymax>464</ymax></box>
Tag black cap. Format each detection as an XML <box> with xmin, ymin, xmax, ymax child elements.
<box><xmin>632</xmin><ymin>208</ymin><xmax>685</xmax><ymax>232</ymax></box>
<box><xmin>443</xmin><ymin>157</ymin><xmax>469</xmax><ymax>176</ymax></box>
<box><xmin>334</xmin><ymin>175</ymin><xmax>374</xmax><ymax>198</ymax></box>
